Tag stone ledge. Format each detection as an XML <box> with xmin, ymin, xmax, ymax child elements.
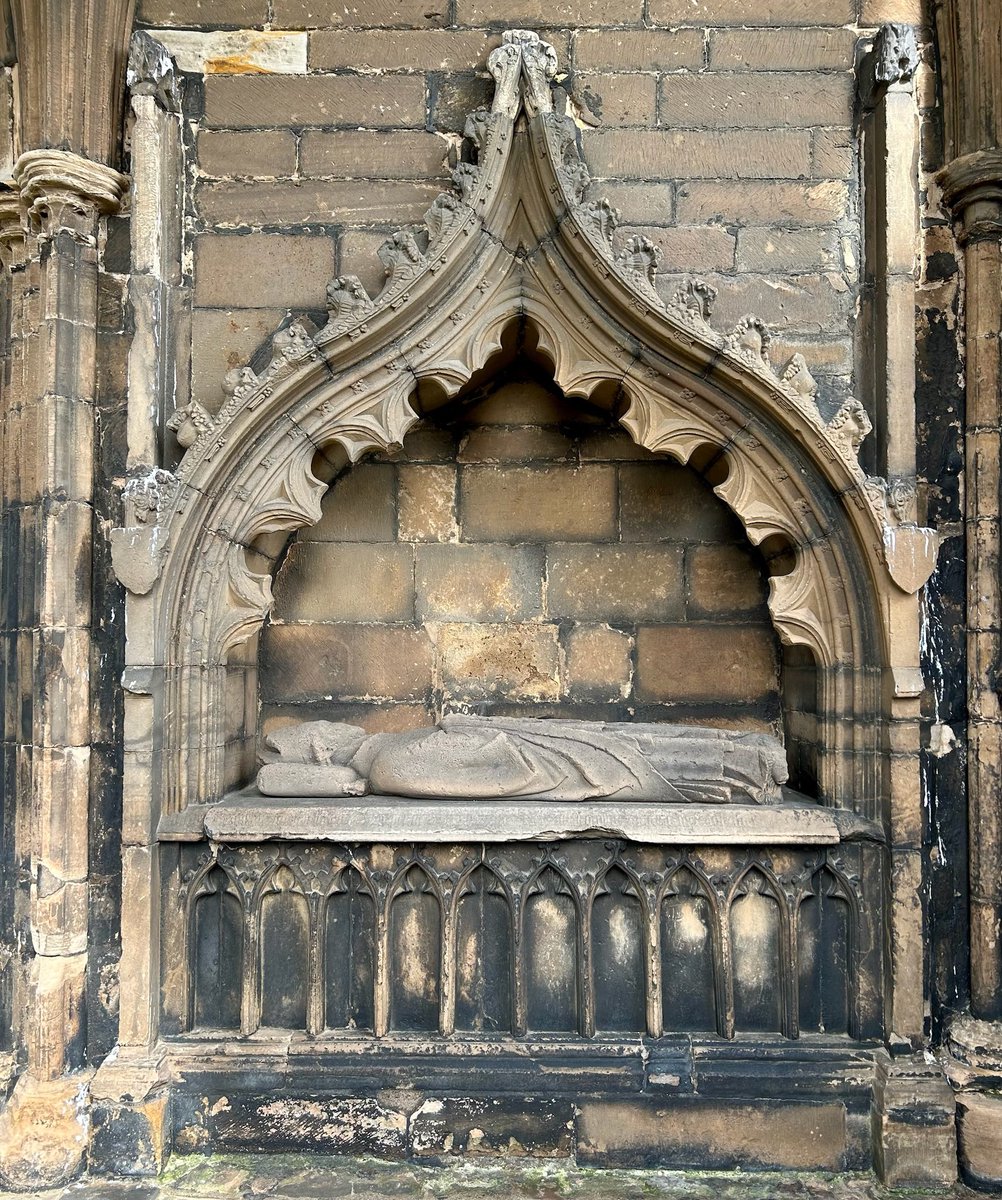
<box><xmin>160</xmin><ymin>790</ymin><xmax>844</xmax><ymax>845</ymax></box>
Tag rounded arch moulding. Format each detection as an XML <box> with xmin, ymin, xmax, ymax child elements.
<box><xmin>112</xmin><ymin>28</ymin><xmax>940</xmax><ymax>811</ymax></box>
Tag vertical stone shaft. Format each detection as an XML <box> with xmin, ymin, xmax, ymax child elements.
<box><xmin>936</xmin><ymin>0</ymin><xmax>1002</xmax><ymax>1020</ymax></box>
<box><xmin>963</xmin><ymin>227</ymin><xmax>1002</xmax><ymax>1017</ymax></box>
<box><xmin>12</xmin><ymin>154</ymin><xmax>125</xmax><ymax>1078</ymax></box>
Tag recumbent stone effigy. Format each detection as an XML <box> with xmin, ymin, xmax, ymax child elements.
<box><xmin>256</xmin><ymin>714</ymin><xmax>789</xmax><ymax>805</ymax></box>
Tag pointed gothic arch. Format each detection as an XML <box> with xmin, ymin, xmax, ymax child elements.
<box><xmin>115</xmin><ymin>31</ymin><xmax>936</xmax><ymax>828</ymax></box>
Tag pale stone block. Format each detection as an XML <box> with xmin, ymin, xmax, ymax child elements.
<box><xmin>262</xmin><ymin>624</ymin><xmax>434</xmax><ymax>702</ymax></box>
<box><xmin>416</xmin><ymin>543</ymin><xmax>544</xmax><ymax>622</ymax></box>
<box><xmin>575</xmin><ymin>74</ymin><xmax>657</xmax><ymax>127</ymax></box>
<box><xmin>0</xmin><ymin>1069</ymin><xmax>92</xmax><ymax>1190</ymax></box>
<box><xmin>153</xmin><ymin>29</ymin><xmax>307</xmax><ymax>74</ymax></box>
<box><xmin>957</xmin><ymin>1092</ymin><xmax>1002</xmax><ymax>1189</ymax></box>
<box><xmin>564</xmin><ymin>624</ymin><xmax>633</xmax><ymax>700</ymax></box>
<box><xmin>546</xmin><ymin>545</ymin><xmax>685</xmax><ymax>623</ymax></box>
<box><xmin>574</xmin><ymin>28</ymin><xmax>703</xmax><ymax>71</ymax></box>
<box><xmin>273</xmin><ymin>542</ymin><xmax>415</xmax><ymax>623</ymax></box>
<box><xmin>873</xmin><ymin>1053</ymin><xmax>957</xmax><ymax>1187</ymax></box>
<box><xmin>636</xmin><ymin>625</ymin><xmax>778</xmax><ymax>703</ymax></box>
<box><xmin>434</xmin><ymin>622</ymin><xmax>561</xmax><ymax>702</ymax></box>
<box><xmin>198</xmin><ymin>129</ymin><xmax>298</xmax><ymax>178</ymax></box>
<box><xmin>309</xmin><ymin>463</ymin><xmax>397</xmax><ymax>542</ymax></box>
<box><xmin>309</xmin><ymin>29</ymin><xmax>491</xmax><ymax>71</ymax></box>
<box><xmin>193</xmin><ymin>234</ymin><xmax>335</xmax><ymax>309</ymax></box>
<box><xmin>207</xmin><ymin>795</ymin><xmax>840</xmax><ymax>845</ymax></box>
<box><xmin>577</xmin><ymin>1098</ymin><xmax>846</xmax><ymax>1168</ymax></box>
<box><xmin>33</xmin><ymin>744</ymin><xmax>89</xmax><ymax>878</ymax></box>
<box><xmin>659</xmin><ymin>73</ymin><xmax>852</xmax><ymax>130</ymax></box>
<box><xmin>204</xmin><ymin>74</ymin><xmax>427</xmax><ymax>129</ymax></box>
<box><xmin>460</xmin><ymin>465</ymin><xmax>617</xmax><ymax>541</ymax></box>
<box><xmin>457</xmin><ymin>425</ymin><xmax>573</xmax><ymax>463</ymax></box>
<box><xmin>710</xmin><ymin>28</ymin><xmax>856</xmax><ymax>71</ymax></box>
<box><xmin>197</xmin><ymin>179</ymin><xmax>441</xmax><ymax>227</ymax></box>
<box><xmin>687</xmin><ymin>544</ymin><xmax>769</xmax><ymax>616</ymax></box>
<box><xmin>584</xmin><ymin>129</ymin><xmax>812</xmax><ymax>181</ymax></box>
<box><xmin>300</xmin><ymin>130</ymin><xmax>448</xmax><ymax>180</ymax></box>
<box><xmin>398</xmin><ymin>464</ymin><xmax>457</xmax><ymax>542</ymax></box>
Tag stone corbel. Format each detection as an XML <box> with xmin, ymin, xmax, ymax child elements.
<box><xmin>860</xmin><ymin>22</ymin><xmax>920</xmax><ymax>108</ymax></box>
<box><xmin>127</xmin><ymin>28</ymin><xmax>179</xmax><ymax>114</ymax></box>
<box><xmin>110</xmin><ymin>466</ymin><xmax>178</xmax><ymax>595</ymax></box>
<box><xmin>13</xmin><ymin>148</ymin><xmax>128</xmax><ymax>243</ymax></box>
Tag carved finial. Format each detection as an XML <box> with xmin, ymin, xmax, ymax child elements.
<box><xmin>487</xmin><ymin>38</ymin><xmax>524</xmax><ymax>119</ymax></box>
<box><xmin>669</xmin><ymin>278</ymin><xmax>717</xmax><ymax>327</ymax></box>
<box><xmin>827</xmin><ymin>397</ymin><xmax>873</xmax><ymax>464</ymax></box>
<box><xmin>127</xmin><ymin>30</ymin><xmax>179</xmax><ymax>112</ymax></box>
<box><xmin>583</xmin><ymin>197</ymin><xmax>620</xmax><ymax>249</ymax></box>
<box><xmin>167</xmin><ymin>400</ymin><xmax>214</xmax><ymax>450</ymax></box>
<box><xmin>727</xmin><ymin>315</ymin><xmax>771</xmax><ymax>368</ymax></box>
<box><xmin>874</xmin><ymin>23</ymin><xmax>919</xmax><ymax>86</ymax></box>
<box><xmin>780</xmin><ymin>353</ymin><xmax>819</xmax><ymax>405</ymax></box>
<box><xmin>508</xmin><ymin>29</ymin><xmax>558</xmax><ymax>115</ymax></box>
<box><xmin>326</xmin><ymin>274</ymin><xmax>375</xmax><ymax>322</ymax></box>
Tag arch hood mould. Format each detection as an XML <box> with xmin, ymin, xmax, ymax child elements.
<box><xmin>113</xmin><ymin>28</ymin><xmax>940</xmax><ymax>674</ymax></box>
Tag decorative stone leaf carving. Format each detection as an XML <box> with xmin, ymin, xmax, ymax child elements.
<box><xmin>669</xmin><ymin>278</ymin><xmax>717</xmax><ymax>329</ymax></box>
<box><xmin>615</xmin><ymin>235</ymin><xmax>662</xmax><ymax>306</ymax></box>
<box><xmin>451</xmin><ymin>161</ymin><xmax>480</xmax><ymax>200</ymax></box>
<box><xmin>582</xmin><ymin>198</ymin><xmax>620</xmax><ymax>255</ymax></box>
<box><xmin>464</xmin><ymin>107</ymin><xmax>493</xmax><ymax>158</ymax></box>
<box><xmin>424</xmin><ymin>193</ymin><xmax>465</xmax><ymax>243</ymax></box>
<box><xmin>222</xmin><ymin>365</ymin><xmax>260</xmax><ymax>403</ymax></box>
<box><xmin>726</xmin><ymin>315</ymin><xmax>772</xmax><ymax>370</ymax></box>
<box><xmin>326</xmin><ymin>274</ymin><xmax>374</xmax><ymax>324</ymax></box>
<box><xmin>166</xmin><ymin>399</ymin><xmax>214</xmax><ymax>450</ymax></box>
<box><xmin>779</xmin><ymin>353</ymin><xmax>820</xmax><ymax>411</ymax></box>
<box><xmin>826</xmin><ymin>397</ymin><xmax>873</xmax><ymax>465</ymax></box>
<box><xmin>377</xmin><ymin>229</ymin><xmax>427</xmax><ymax>289</ymax></box>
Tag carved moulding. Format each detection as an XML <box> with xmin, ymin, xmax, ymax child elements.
<box><xmin>114</xmin><ymin>28</ymin><xmax>936</xmax><ymax>816</ymax></box>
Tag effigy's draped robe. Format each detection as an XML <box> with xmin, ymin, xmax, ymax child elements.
<box><xmin>257</xmin><ymin>714</ymin><xmax>789</xmax><ymax>804</ymax></box>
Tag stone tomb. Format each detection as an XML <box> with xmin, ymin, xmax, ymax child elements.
<box><xmin>102</xmin><ymin>29</ymin><xmax>945</xmax><ymax>1178</ymax></box>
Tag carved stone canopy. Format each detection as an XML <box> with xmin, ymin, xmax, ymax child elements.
<box><xmin>115</xmin><ymin>29</ymin><xmax>939</xmax><ymax>813</ymax></box>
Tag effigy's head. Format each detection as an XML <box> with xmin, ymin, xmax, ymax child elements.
<box><xmin>265</xmin><ymin>720</ymin><xmax>369</xmax><ymax>766</ymax></box>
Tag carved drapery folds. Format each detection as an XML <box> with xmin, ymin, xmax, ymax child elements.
<box><xmin>114</xmin><ymin>29</ymin><xmax>937</xmax><ymax>854</ymax></box>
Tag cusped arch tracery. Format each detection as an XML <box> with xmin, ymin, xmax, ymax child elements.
<box><xmin>116</xmin><ymin>28</ymin><xmax>938</xmax><ymax>816</ymax></box>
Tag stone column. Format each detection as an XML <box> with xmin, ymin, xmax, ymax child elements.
<box><xmin>0</xmin><ymin>149</ymin><xmax>126</xmax><ymax>1190</ymax></box>
<box><xmin>935</xmin><ymin>0</ymin><xmax>1002</xmax><ymax>1186</ymax></box>
<box><xmin>934</xmin><ymin>0</ymin><xmax>1002</xmax><ymax>1025</ymax></box>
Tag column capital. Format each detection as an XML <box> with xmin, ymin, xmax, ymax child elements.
<box><xmin>939</xmin><ymin>150</ymin><xmax>1002</xmax><ymax>243</ymax></box>
<box><xmin>13</xmin><ymin>148</ymin><xmax>128</xmax><ymax>242</ymax></box>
